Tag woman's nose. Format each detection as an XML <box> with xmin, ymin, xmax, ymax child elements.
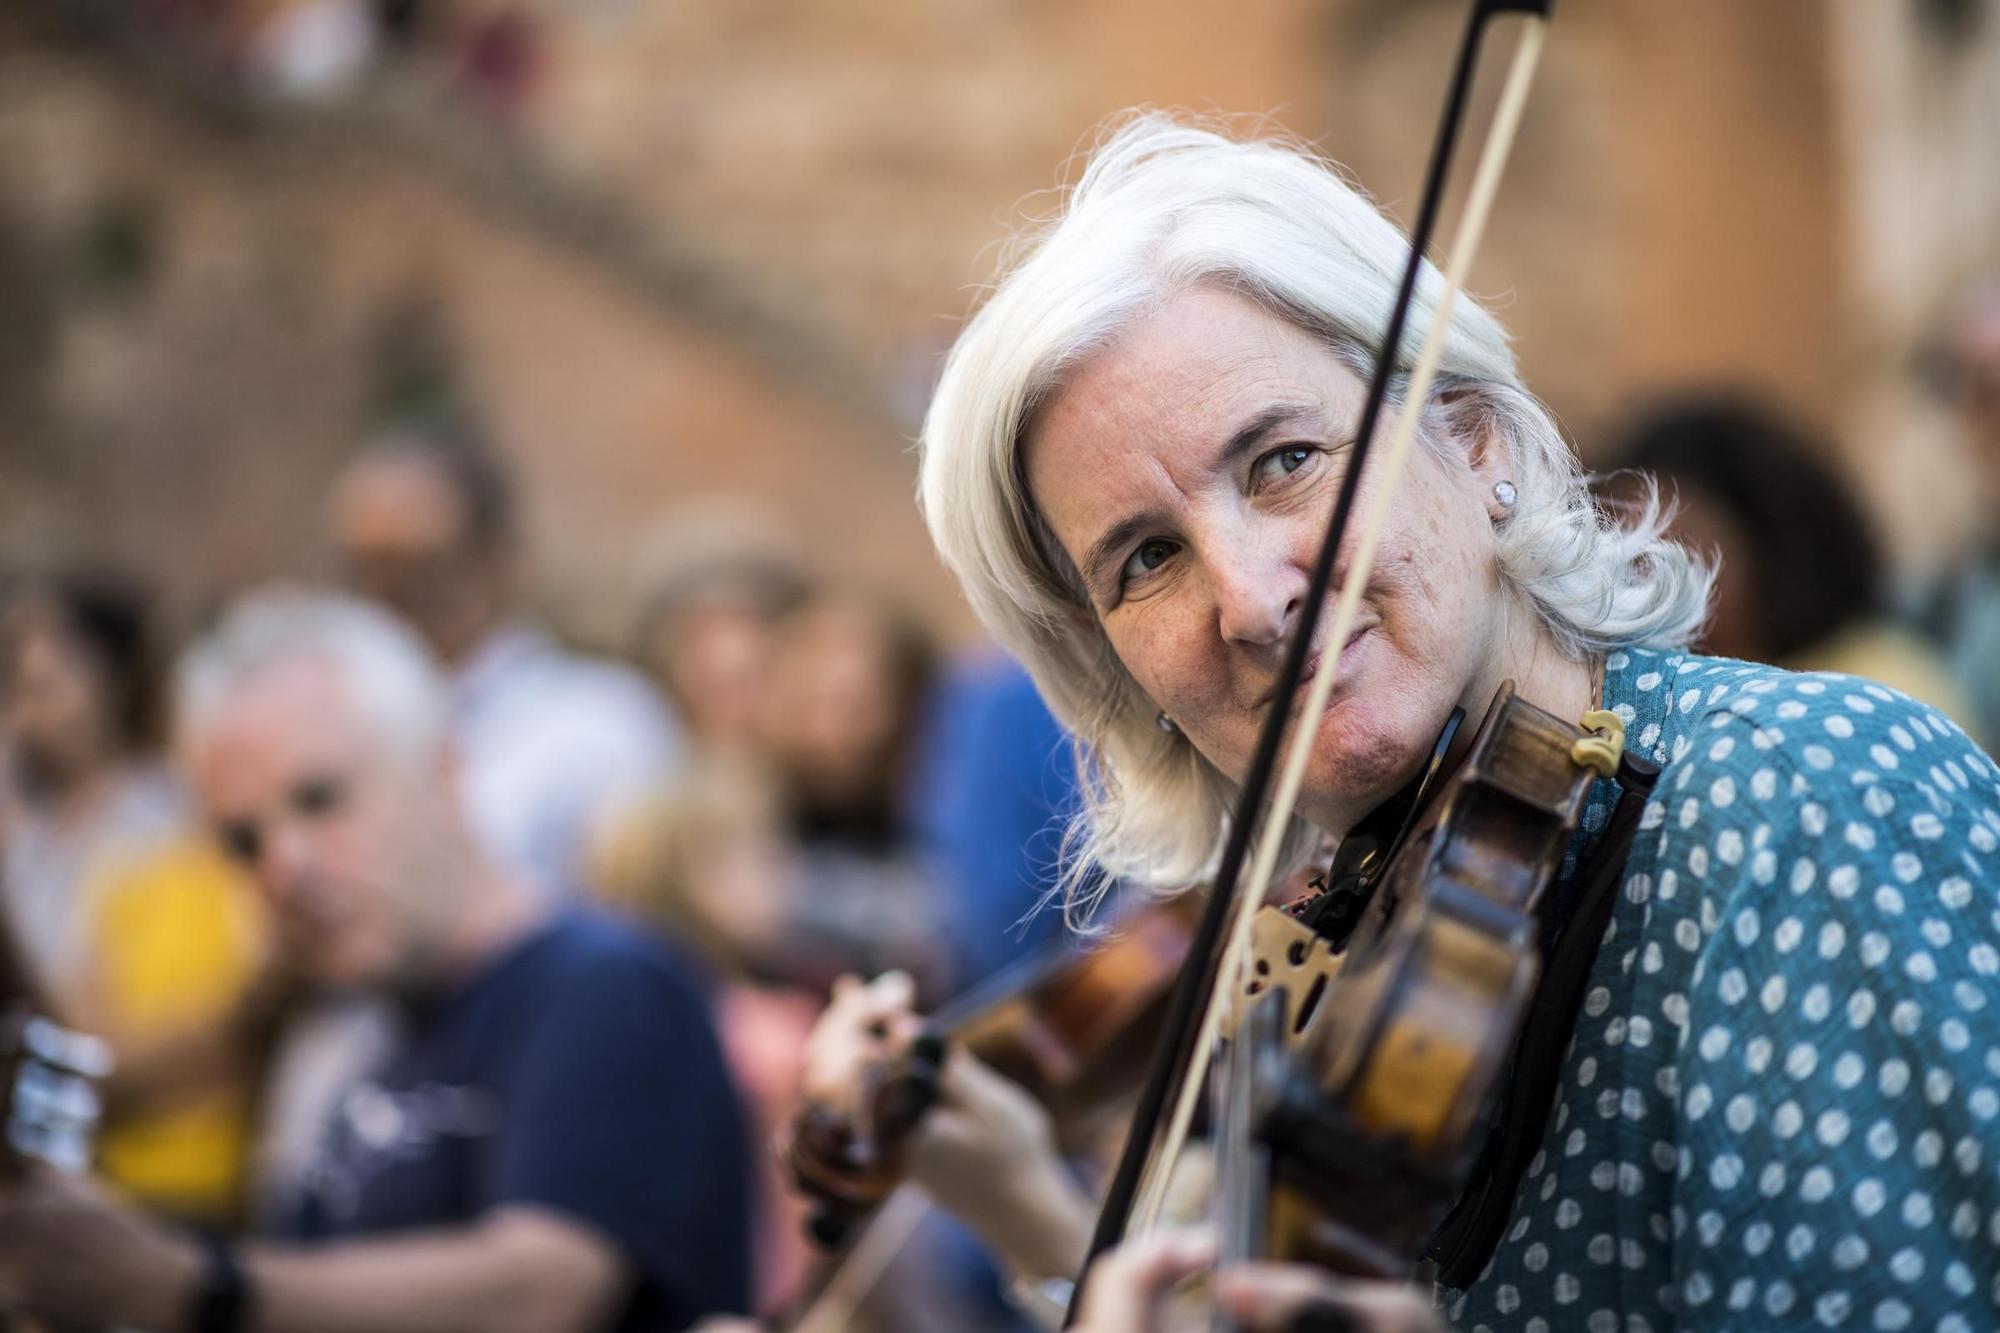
<box><xmin>1211</xmin><ymin>551</ymin><xmax>1301</xmax><ymax>648</ymax></box>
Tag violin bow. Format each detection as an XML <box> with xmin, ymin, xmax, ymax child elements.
<box><xmin>1068</xmin><ymin>0</ymin><xmax>1554</xmax><ymax>1315</ymax></box>
<box><xmin>790</xmin><ymin>1185</ymin><xmax>933</xmax><ymax>1333</ymax></box>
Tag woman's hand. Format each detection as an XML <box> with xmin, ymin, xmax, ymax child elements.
<box><xmin>1071</xmin><ymin>1231</ymin><xmax>1444</xmax><ymax>1333</ymax></box>
<box><xmin>904</xmin><ymin>1015</ymin><xmax>1055</xmax><ymax>1202</ymax></box>
<box><xmin>1068</xmin><ymin>1231</ymin><xmax>1214</xmax><ymax>1333</ymax></box>
<box><xmin>907</xmin><ymin>1043</ymin><xmax>1092</xmax><ymax>1280</ymax></box>
<box><xmin>795</xmin><ymin>971</ymin><xmax>1091</xmax><ymax>1280</ymax></box>
<box><xmin>802</xmin><ymin>972</ymin><xmax>1062</xmax><ymax>1187</ymax></box>
<box><xmin>797</xmin><ymin>971</ymin><xmax>925</xmax><ymax>1119</ymax></box>
<box><xmin>1212</xmin><ymin>1264</ymin><xmax>1443</xmax><ymax>1332</ymax></box>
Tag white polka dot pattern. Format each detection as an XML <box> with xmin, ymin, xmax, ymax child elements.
<box><xmin>1445</xmin><ymin>650</ymin><xmax>2000</xmax><ymax>1331</ymax></box>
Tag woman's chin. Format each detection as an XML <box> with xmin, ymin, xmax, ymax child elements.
<box><xmin>1309</xmin><ymin>703</ymin><xmax>1434</xmax><ymax>825</ymax></box>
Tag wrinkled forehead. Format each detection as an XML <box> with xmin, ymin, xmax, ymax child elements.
<box><xmin>1034</xmin><ymin>287</ymin><xmax>1346</xmax><ymax>435</ymax></box>
<box><xmin>1022</xmin><ymin>289</ymin><xmax>1367</xmax><ymax>553</ymax></box>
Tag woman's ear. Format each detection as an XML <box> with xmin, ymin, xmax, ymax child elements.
<box><xmin>1444</xmin><ymin>391</ymin><xmax>1512</xmax><ymax>517</ymax></box>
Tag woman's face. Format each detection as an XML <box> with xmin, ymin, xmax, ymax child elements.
<box><xmin>1025</xmin><ymin>286</ymin><xmax>1517</xmax><ymax>834</ymax></box>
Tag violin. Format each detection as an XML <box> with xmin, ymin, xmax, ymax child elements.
<box><xmin>784</xmin><ymin>891</ymin><xmax>1203</xmax><ymax>1241</ymax></box>
<box><xmin>771</xmin><ymin>892</ymin><xmax>1207</xmax><ymax>1333</ymax></box>
<box><xmin>1212</xmin><ymin>686</ymin><xmax>1652</xmax><ymax>1290</ymax></box>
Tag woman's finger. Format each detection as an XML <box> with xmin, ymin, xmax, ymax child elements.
<box><xmin>1072</xmin><ymin>1230</ymin><xmax>1216</xmax><ymax>1333</ymax></box>
<box><xmin>827</xmin><ymin>969</ymin><xmax>915</xmax><ymax>1023</ymax></box>
<box><xmin>863</xmin><ymin>968</ymin><xmax>916</xmax><ymax>1008</ymax></box>
<box><xmin>935</xmin><ymin>1041</ymin><xmax>1009</xmax><ymax>1108</ymax></box>
<box><xmin>800</xmin><ymin>971</ymin><xmax>922</xmax><ymax>1105</ymax></box>
<box><xmin>1211</xmin><ymin>1265</ymin><xmax>1440</xmax><ymax>1333</ymax></box>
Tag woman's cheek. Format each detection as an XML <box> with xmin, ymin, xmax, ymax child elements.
<box><xmin>1117</xmin><ymin>606</ymin><xmax>1205</xmax><ymax>722</ymax></box>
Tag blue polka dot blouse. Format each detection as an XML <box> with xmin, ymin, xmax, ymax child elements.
<box><xmin>1446</xmin><ymin>647</ymin><xmax>2000</xmax><ymax>1333</ymax></box>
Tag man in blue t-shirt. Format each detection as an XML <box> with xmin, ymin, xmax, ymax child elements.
<box><xmin>0</xmin><ymin>590</ymin><xmax>749</xmax><ymax>1333</ymax></box>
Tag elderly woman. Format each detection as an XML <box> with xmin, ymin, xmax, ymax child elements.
<box><xmin>799</xmin><ymin>117</ymin><xmax>2000</xmax><ymax>1333</ymax></box>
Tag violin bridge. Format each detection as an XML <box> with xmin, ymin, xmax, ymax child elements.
<box><xmin>1220</xmin><ymin>907</ymin><xmax>1346</xmax><ymax>1045</ymax></box>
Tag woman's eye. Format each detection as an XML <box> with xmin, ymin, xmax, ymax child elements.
<box><xmin>1254</xmin><ymin>446</ymin><xmax>1317</xmax><ymax>486</ymax></box>
<box><xmin>1122</xmin><ymin>538</ymin><xmax>1179</xmax><ymax>584</ymax></box>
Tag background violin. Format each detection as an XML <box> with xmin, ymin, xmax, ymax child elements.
<box><xmin>785</xmin><ymin>891</ymin><xmax>1202</xmax><ymax>1240</ymax></box>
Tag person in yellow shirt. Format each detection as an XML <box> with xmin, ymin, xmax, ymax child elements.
<box><xmin>0</xmin><ymin>571</ymin><xmax>270</xmax><ymax>1226</ymax></box>
<box><xmin>83</xmin><ymin>831</ymin><xmax>272</xmax><ymax>1225</ymax></box>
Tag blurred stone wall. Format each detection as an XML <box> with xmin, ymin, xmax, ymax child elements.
<box><xmin>0</xmin><ymin>20</ymin><xmax>951</xmax><ymax>641</ymax></box>
<box><xmin>529</xmin><ymin>0</ymin><xmax>1843</xmax><ymax>440</ymax></box>
<box><xmin>1828</xmin><ymin>0</ymin><xmax>2000</xmax><ymax>578</ymax></box>
<box><xmin>4</xmin><ymin>0</ymin><xmax>1980</xmax><ymax>645</ymax></box>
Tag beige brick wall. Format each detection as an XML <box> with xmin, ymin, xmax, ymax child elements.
<box><xmin>3</xmin><ymin>0</ymin><xmax>1929</xmax><ymax>648</ymax></box>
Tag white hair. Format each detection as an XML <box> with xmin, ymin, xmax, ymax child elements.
<box><xmin>918</xmin><ymin>115</ymin><xmax>1711</xmax><ymax>914</ymax></box>
<box><xmin>176</xmin><ymin>586</ymin><xmax>449</xmax><ymax>762</ymax></box>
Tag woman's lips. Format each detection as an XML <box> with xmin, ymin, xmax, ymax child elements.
<box><xmin>1257</xmin><ymin>626</ymin><xmax>1372</xmax><ymax>710</ymax></box>
<box><xmin>1293</xmin><ymin>647</ymin><xmax>1321</xmax><ymax>698</ymax></box>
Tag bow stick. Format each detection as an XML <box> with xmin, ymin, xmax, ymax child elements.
<box><xmin>1069</xmin><ymin>0</ymin><xmax>1554</xmax><ymax>1314</ymax></box>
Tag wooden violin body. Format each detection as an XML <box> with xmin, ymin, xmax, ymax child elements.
<box><xmin>1222</xmin><ymin>683</ymin><xmax>1608</xmax><ymax>1278</ymax></box>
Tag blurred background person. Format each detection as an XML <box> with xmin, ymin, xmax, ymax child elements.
<box><xmin>761</xmin><ymin>588</ymin><xmax>1068</xmax><ymax>1331</ymax></box>
<box><xmin>603</xmin><ymin>523</ymin><xmax>1083</xmax><ymax>1325</ymax></box>
<box><xmin>0</xmin><ymin>571</ymin><xmax>179</xmax><ymax>1008</ymax></box>
<box><xmin>596</xmin><ymin>654</ymin><xmax>1046</xmax><ymax>1330</ymax></box>
<box><xmin>1912</xmin><ymin>277</ymin><xmax>2000</xmax><ymax>747</ymax></box>
<box><xmin>0</xmin><ymin>587</ymin><xmax>752</xmax><ymax>1333</ymax></box>
<box><xmin>592</xmin><ymin>757</ymin><xmax>817</xmax><ymax>1319</ymax></box>
<box><xmin>329</xmin><ymin>415</ymin><xmax>683</xmax><ymax>901</ymax></box>
<box><xmin>0</xmin><ymin>569</ymin><xmax>269</xmax><ymax>1228</ymax></box>
<box><xmin>593</xmin><ymin>757</ymin><xmax>800</xmax><ymax>984</ymax></box>
<box><xmin>759</xmin><ymin>586</ymin><xmax>953</xmax><ymax>1000</ymax></box>
<box><xmin>1598</xmin><ymin>394</ymin><xmax>1980</xmax><ymax>740</ymax></box>
<box><xmin>630</xmin><ymin>506</ymin><xmax>811</xmax><ymax>764</ymax></box>
<box><xmin>623</xmin><ymin>503</ymin><xmax>1079</xmax><ymax>987</ymax></box>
